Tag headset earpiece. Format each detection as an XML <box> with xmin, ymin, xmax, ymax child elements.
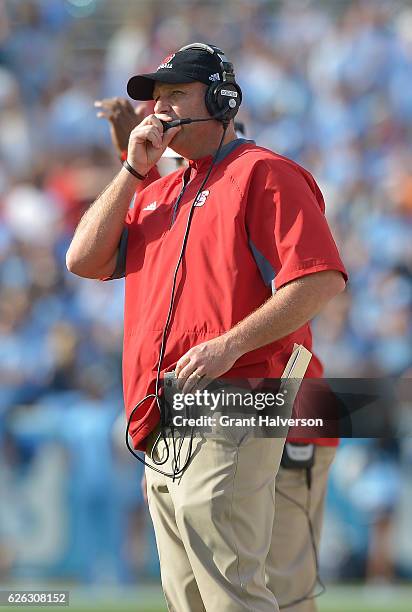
<box><xmin>205</xmin><ymin>81</ymin><xmax>242</xmax><ymax>121</ymax></box>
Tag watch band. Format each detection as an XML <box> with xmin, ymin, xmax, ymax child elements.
<box><xmin>122</xmin><ymin>159</ymin><xmax>148</xmax><ymax>181</ymax></box>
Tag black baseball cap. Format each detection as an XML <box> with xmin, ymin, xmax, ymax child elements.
<box><xmin>127</xmin><ymin>45</ymin><xmax>226</xmax><ymax>101</ymax></box>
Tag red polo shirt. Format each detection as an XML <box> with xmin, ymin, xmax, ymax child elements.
<box><xmin>115</xmin><ymin>140</ymin><xmax>347</xmax><ymax>451</ymax></box>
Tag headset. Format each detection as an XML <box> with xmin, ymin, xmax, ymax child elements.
<box><xmin>173</xmin><ymin>42</ymin><xmax>242</xmax><ymax>124</ymax></box>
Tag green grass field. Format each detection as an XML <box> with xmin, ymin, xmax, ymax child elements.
<box><xmin>1</xmin><ymin>585</ymin><xmax>411</xmax><ymax>612</ymax></box>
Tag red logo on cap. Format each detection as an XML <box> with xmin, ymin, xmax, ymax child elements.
<box><xmin>157</xmin><ymin>53</ymin><xmax>176</xmax><ymax>70</ymax></box>
<box><xmin>162</xmin><ymin>53</ymin><xmax>175</xmax><ymax>64</ymax></box>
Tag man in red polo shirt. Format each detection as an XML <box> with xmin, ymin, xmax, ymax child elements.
<box><xmin>68</xmin><ymin>43</ymin><xmax>347</xmax><ymax>612</ymax></box>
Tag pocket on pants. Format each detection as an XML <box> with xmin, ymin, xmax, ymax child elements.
<box><xmin>212</xmin><ymin>412</ymin><xmax>252</xmax><ymax>447</ymax></box>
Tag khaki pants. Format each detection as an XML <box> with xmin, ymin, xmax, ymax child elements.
<box><xmin>266</xmin><ymin>446</ymin><xmax>336</xmax><ymax>612</ymax></box>
<box><xmin>145</xmin><ymin>427</ymin><xmax>285</xmax><ymax>612</ymax></box>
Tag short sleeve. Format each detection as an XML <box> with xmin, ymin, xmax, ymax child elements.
<box><xmin>101</xmin><ymin>165</ymin><xmax>161</xmax><ymax>281</ymax></box>
<box><xmin>245</xmin><ymin>160</ymin><xmax>348</xmax><ymax>291</ymax></box>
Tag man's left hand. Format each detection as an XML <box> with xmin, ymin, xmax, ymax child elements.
<box><xmin>175</xmin><ymin>336</ymin><xmax>240</xmax><ymax>394</ymax></box>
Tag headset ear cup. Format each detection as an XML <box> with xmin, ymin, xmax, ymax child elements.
<box><xmin>205</xmin><ymin>83</ymin><xmax>220</xmax><ymax>117</ymax></box>
<box><xmin>205</xmin><ymin>82</ymin><xmax>242</xmax><ymax>121</ymax></box>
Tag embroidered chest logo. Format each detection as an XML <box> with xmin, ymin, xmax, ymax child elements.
<box><xmin>194</xmin><ymin>190</ymin><xmax>210</xmax><ymax>207</ymax></box>
<box><xmin>142</xmin><ymin>201</ymin><xmax>157</xmax><ymax>211</ymax></box>
<box><xmin>157</xmin><ymin>53</ymin><xmax>175</xmax><ymax>70</ymax></box>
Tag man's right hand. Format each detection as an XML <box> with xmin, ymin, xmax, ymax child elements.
<box><xmin>127</xmin><ymin>114</ymin><xmax>181</xmax><ymax>177</ymax></box>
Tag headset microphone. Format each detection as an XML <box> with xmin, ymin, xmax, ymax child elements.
<box><xmin>160</xmin><ymin>104</ymin><xmax>234</xmax><ymax>131</ymax></box>
<box><xmin>160</xmin><ymin>118</ymin><xmax>192</xmax><ymax>131</ymax></box>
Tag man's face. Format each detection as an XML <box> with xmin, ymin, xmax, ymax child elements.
<box><xmin>153</xmin><ymin>81</ymin><xmax>216</xmax><ymax>158</ymax></box>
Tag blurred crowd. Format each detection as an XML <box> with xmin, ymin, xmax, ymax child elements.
<box><xmin>0</xmin><ymin>0</ymin><xmax>411</xmax><ymax>585</ymax></box>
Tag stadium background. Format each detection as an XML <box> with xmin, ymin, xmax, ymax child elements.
<box><xmin>0</xmin><ymin>0</ymin><xmax>411</xmax><ymax>610</ymax></box>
